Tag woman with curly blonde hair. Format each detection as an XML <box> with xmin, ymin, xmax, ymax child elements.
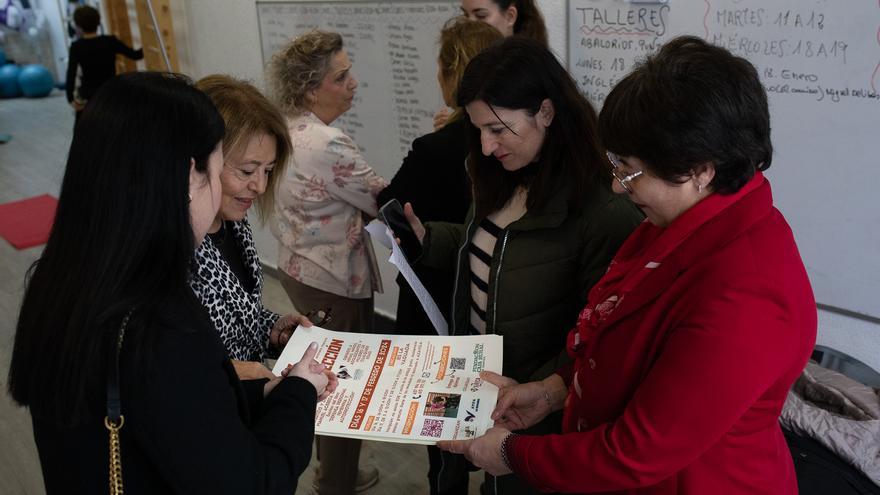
<box><xmin>267</xmin><ymin>30</ymin><xmax>386</xmax><ymax>495</ymax></box>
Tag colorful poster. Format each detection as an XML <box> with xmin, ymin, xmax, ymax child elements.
<box><xmin>272</xmin><ymin>325</ymin><xmax>503</xmax><ymax>444</ymax></box>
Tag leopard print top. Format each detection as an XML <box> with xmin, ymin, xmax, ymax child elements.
<box><xmin>190</xmin><ymin>218</ymin><xmax>280</xmax><ymax>361</ymax></box>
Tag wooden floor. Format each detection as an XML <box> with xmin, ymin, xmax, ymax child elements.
<box><xmin>0</xmin><ymin>93</ymin><xmax>480</xmax><ymax>494</ymax></box>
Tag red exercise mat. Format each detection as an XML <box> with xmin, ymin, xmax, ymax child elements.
<box><xmin>0</xmin><ymin>194</ymin><xmax>58</xmax><ymax>249</ymax></box>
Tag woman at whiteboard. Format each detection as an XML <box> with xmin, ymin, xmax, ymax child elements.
<box><xmin>376</xmin><ymin>17</ymin><xmax>503</xmax><ymax>495</ymax></box>
<box><xmin>433</xmin><ymin>0</ymin><xmax>548</xmax><ymax>130</ymax></box>
<box><xmin>268</xmin><ymin>30</ymin><xmax>386</xmax><ymax>495</ymax></box>
<box><xmin>405</xmin><ymin>37</ymin><xmax>643</xmax><ymax>494</ymax></box>
<box><xmin>437</xmin><ymin>36</ymin><xmax>817</xmax><ymax>495</ymax></box>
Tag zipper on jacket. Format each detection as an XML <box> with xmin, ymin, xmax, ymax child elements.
<box><xmin>488</xmin><ymin>230</ymin><xmax>510</xmax><ymax>335</ymax></box>
<box><xmin>450</xmin><ymin>217</ymin><xmax>475</xmax><ymax>335</ymax></box>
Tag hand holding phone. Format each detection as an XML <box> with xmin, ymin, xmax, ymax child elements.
<box><xmin>379</xmin><ymin>199</ymin><xmax>423</xmax><ymax>261</ymax></box>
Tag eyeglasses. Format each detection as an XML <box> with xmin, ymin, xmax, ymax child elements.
<box><xmin>305</xmin><ymin>307</ymin><xmax>333</xmax><ymax>327</ymax></box>
<box><xmin>606</xmin><ymin>151</ymin><xmax>643</xmax><ymax>193</ymax></box>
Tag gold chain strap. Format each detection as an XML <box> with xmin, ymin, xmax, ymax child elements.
<box><xmin>105</xmin><ymin>416</ymin><xmax>125</xmax><ymax>495</ymax></box>
<box><xmin>105</xmin><ymin>311</ymin><xmax>131</xmax><ymax>495</ymax></box>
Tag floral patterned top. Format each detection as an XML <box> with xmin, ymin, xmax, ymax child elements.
<box><xmin>272</xmin><ymin>112</ymin><xmax>387</xmax><ymax>299</ymax></box>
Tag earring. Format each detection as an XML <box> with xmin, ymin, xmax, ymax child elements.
<box><xmin>697</xmin><ymin>183</ymin><xmax>704</xmax><ymax>194</ymax></box>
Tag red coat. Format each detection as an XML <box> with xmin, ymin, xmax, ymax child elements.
<box><xmin>508</xmin><ymin>176</ymin><xmax>817</xmax><ymax>494</ymax></box>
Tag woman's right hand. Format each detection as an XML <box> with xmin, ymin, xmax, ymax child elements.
<box><xmin>403</xmin><ymin>202</ymin><xmax>426</xmax><ymax>244</ymax></box>
<box><xmin>288</xmin><ymin>342</ymin><xmax>339</xmax><ymax>401</ymax></box>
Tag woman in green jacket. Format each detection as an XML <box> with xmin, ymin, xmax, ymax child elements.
<box><xmin>404</xmin><ymin>38</ymin><xmax>643</xmax><ymax>494</ymax></box>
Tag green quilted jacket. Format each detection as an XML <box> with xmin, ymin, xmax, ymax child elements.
<box><xmin>421</xmin><ymin>182</ymin><xmax>643</xmax><ymax>384</ymax></box>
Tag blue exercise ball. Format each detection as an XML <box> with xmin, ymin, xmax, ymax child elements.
<box><xmin>18</xmin><ymin>64</ymin><xmax>54</xmax><ymax>98</ymax></box>
<box><xmin>0</xmin><ymin>64</ymin><xmax>22</xmax><ymax>98</ymax></box>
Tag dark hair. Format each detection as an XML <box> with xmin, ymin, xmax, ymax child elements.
<box><xmin>493</xmin><ymin>0</ymin><xmax>547</xmax><ymax>45</ymax></box>
<box><xmin>599</xmin><ymin>36</ymin><xmax>772</xmax><ymax>194</ymax></box>
<box><xmin>197</xmin><ymin>74</ymin><xmax>292</xmax><ymax>222</ymax></box>
<box><xmin>457</xmin><ymin>37</ymin><xmax>608</xmax><ymax>218</ymax></box>
<box><xmin>7</xmin><ymin>72</ymin><xmax>225</xmax><ymax>424</ymax></box>
<box><xmin>73</xmin><ymin>5</ymin><xmax>101</xmax><ymax>33</ymax></box>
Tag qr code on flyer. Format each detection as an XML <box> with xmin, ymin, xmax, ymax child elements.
<box><xmin>421</xmin><ymin>419</ymin><xmax>444</xmax><ymax>438</ymax></box>
<box><xmin>450</xmin><ymin>357</ymin><xmax>466</xmax><ymax>370</ymax></box>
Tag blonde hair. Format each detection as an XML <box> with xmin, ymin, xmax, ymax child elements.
<box><xmin>196</xmin><ymin>74</ymin><xmax>291</xmax><ymax>222</ymax></box>
<box><xmin>267</xmin><ymin>30</ymin><xmax>344</xmax><ymax>116</ymax></box>
<box><xmin>438</xmin><ymin>18</ymin><xmax>503</xmax><ymax>122</ymax></box>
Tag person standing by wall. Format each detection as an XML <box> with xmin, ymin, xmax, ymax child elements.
<box><xmin>268</xmin><ymin>30</ymin><xmax>387</xmax><ymax>495</ymax></box>
<box><xmin>65</xmin><ymin>5</ymin><xmax>142</xmax><ymax>122</ymax></box>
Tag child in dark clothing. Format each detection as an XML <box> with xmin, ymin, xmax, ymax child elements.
<box><xmin>66</xmin><ymin>6</ymin><xmax>143</xmax><ymax>118</ymax></box>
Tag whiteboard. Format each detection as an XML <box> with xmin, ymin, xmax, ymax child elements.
<box><xmin>256</xmin><ymin>0</ymin><xmax>458</xmax><ymax>180</ymax></box>
<box><xmin>568</xmin><ymin>0</ymin><xmax>880</xmax><ymax>318</ymax></box>
<box><xmin>256</xmin><ymin>0</ymin><xmax>459</xmax><ymax>314</ymax></box>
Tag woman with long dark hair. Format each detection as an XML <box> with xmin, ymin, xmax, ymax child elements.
<box><xmin>376</xmin><ymin>17</ymin><xmax>503</xmax><ymax>495</ymax></box>
<box><xmin>7</xmin><ymin>72</ymin><xmax>335</xmax><ymax>493</ymax></box>
<box><xmin>406</xmin><ymin>37</ymin><xmax>643</xmax><ymax>494</ymax></box>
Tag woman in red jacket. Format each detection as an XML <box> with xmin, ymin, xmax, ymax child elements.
<box><xmin>439</xmin><ymin>36</ymin><xmax>817</xmax><ymax>494</ymax></box>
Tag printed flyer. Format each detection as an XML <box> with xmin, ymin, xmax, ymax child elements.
<box><xmin>272</xmin><ymin>325</ymin><xmax>503</xmax><ymax>444</ymax></box>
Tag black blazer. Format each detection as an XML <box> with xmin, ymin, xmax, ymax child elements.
<box><xmin>377</xmin><ymin>118</ymin><xmax>471</xmax><ymax>335</ymax></box>
<box><xmin>378</xmin><ymin>117</ymin><xmax>471</xmax><ymax>224</ymax></box>
<box><xmin>31</xmin><ymin>293</ymin><xmax>317</xmax><ymax>494</ymax></box>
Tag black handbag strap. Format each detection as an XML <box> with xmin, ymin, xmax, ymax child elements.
<box><xmin>106</xmin><ymin>311</ymin><xmax>133</xmax><ymax>421</ymax></box>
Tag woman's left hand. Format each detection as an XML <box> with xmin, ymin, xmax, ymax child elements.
<box><xmin>269</xmin><ymin>313</ymin><xmax>312</xmax><ymax>349</ymax></box>
<box><xmin>437</xmin><ymin>427</ymin><xmax>513</xmax><ymax>476</ymax></box>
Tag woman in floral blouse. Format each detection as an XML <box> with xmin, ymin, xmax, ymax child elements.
<box><xmin>267</xmin><ymin>30</ymin><xmax>386</xmax><ymax>495</ymax></box>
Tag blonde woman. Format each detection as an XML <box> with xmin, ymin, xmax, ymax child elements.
<box><xmin>433</xmin><ymin>0</ymin><xmax>548</xmax><ymax>128</ymax></box>
<box><xmin>268</xmin><ymin>30</ymin><xmax>386</xmax><ymax>495</ymax></box>
<box><xmin>191</xmin><ymin>74</ymin><xmax>311</xmax><ymax>381</ymax></box>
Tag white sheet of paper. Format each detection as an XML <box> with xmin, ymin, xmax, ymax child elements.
<box><xmin>366</xmin><ymin>221</ymin><xmax>449</xmax><ymax>335</ymax></box>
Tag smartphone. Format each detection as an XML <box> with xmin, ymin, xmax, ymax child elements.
<box><xmin>379</xmin><ymin>199</ymin><xmax>422</xmax><ymax>262</ymax></box>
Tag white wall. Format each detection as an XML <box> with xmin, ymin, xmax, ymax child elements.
<box><xmin>32</xmin><ymin>0</ymin><xmax>68</xmax><ymax>79</ymax></box>
<box><xmin>817</xmin><ymin>311</ymin><xmax>880</xmax><ymax>373</ymax></box>
<box><xmin>176</xmin><ymin>0</ymin><xmax>879</xmax><ymax>368</ymax></box>
<box><xmin>175</xmin><ymin>0</ymin><xmax>265</xmax><ymax>83</ymax></box>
